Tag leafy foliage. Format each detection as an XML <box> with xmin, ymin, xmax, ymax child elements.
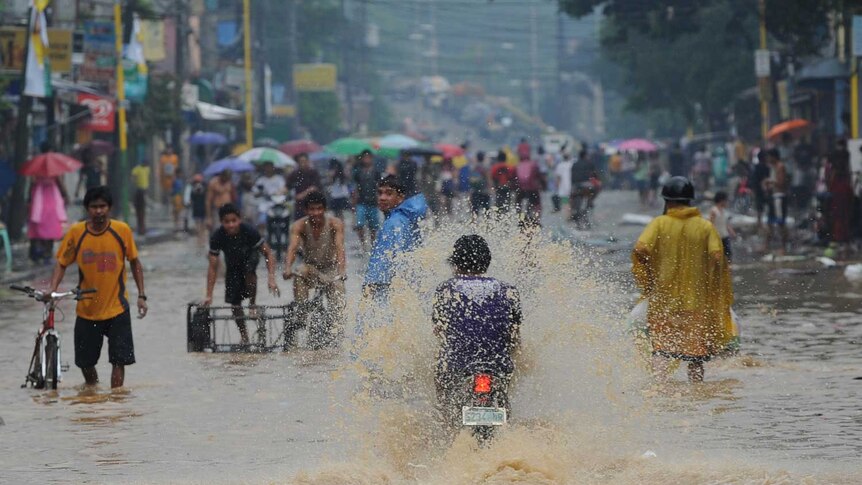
<box><xmin>299</xmin><ymin>92</ymin><xmax>342</xmax><ymax>142</ymax></box>
<box><xmin>135</xmin><ymin>74</ymin><xmax>182</xmax><ymax>140</ymax></box>
<box><xmin>559</xmin><ymin>0</ymin><xmax>849</xmax><ymax>130</ymax></box>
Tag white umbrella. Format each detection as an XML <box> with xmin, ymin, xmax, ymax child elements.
<box><xmin>237</xmin><ymin>147</ymin><xmax>296</xmax><ymax>169</ymax></box>
<box><xmin>379</xmin><ymin>134</ymin><xmax>420</xmax><ymax>149</ymax></box>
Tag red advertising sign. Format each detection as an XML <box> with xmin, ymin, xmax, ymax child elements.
<box><xmin>77</xmin><ymin>93</ymin><xmax>115</xmax><ymax>132</ymax></box>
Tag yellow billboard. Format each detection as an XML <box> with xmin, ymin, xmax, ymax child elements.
<box><xmin>293</xmin><ymin>63</ymin><xmax>337</xmax><ymax>92</ymax></box>
<box><xmin>0</xmin><ymin>27</ymin><xmax>73</xmax><ymax>74</ymax></box>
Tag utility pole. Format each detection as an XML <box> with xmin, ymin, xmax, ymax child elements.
<box><xmin>758</xmin><ymin>0</ymin><xmax>769</xmax><ymax>142</ymax></box>
<box><xmin>114</xmin><ymin>0</ymin><xmax>129</xmax><ymax>221</ymax></box>
<box><xmin>359</xmin><ymin>0</ymin><xmax>368</xmax><ymax>93</ymax></box>
<box><xmin>288</xmin><ymin>0</ymin><xmax>299</xmax><ymax>132</ymax></box>
<box><xmin>174</xmin><ymin>2</ymin><xmax>188</xmax><ymax>173</ymax></box>
<box><xmin>851</xmin><ymin>9</ymin><xmax>859</xmax><ymax>138</ymax></box>
<box><xmin>243</xmin><ymin>0</ymin><xmax>253</xmax><ymax>147</ymax></box>
<box><xmin>529</xmin><ymin>6</ymin><xmax>539</xmax><ymax>117</ymax></box>
<box><xmin>556</xmin><ymin>9</ymin><xmax>567</xmax><ymax>130</ymax></box>
<box><xmin>341</xmin><ymin>0</ymin><xmax>354</xmax><ymax>130</ymax></box>
<box><xmin>429</xmin><ymin>0</ymin><xmax>438</xmax><ymax>76</ymax></box>
<box><xmin>8</xmin><ymin>5</ymin><xmax>34</xmax><ymax>240</ymax></box>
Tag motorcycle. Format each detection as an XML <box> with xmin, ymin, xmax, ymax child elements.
<box><xmin>440</xmin><ymin>364</ymin><xmax>510</xmax><ymax>445</ymax></box>
<box><xmin>265</xmin><ymin>194</ymin><xmax>292</xmax><ymax>263</ymax></box>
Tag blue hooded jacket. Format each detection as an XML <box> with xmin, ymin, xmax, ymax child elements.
<box><xmin>364</xmin><ymin>194</ymin><xmax>428</xmax><ymax>287</ymax></box>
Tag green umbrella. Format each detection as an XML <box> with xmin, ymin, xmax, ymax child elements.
<box><xmin>325</xmin><ymin>137</ymin><xmax>375</xmax><ymax>156</ymax></box>
<box><xmin>238</xmin><ymin>147</ymin><xmax>296</xmax><ymax>168</ymax></box>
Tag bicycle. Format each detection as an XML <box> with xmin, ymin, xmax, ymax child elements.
<box><xmin>10</xmin><ymin>285</ymin><xmax>95</xmax><ymax>389</ymax></box>
<box><xmin>279</xmin><ymin>271</ymin><xmax>346</xmax><ymax>350</ymax></box>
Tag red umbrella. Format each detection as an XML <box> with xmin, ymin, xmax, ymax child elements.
<box><xmin>19</xmin><ymin>152</ymin><xmax>82</xmax><ymax>177</ymax></box>
<box><xmin>767</xmin><ymin>119</ymin><xmax>811</xmax><ymax>141</ymax></box>
<box><xmin>279</xmin><ymin>139</ymin><xmax>322</xmax><ymax>157</ymax></box>
<box><xmin>435</xmin><ymin>143</ymin><xmax>465</xmax><ymax>159</ymax></box>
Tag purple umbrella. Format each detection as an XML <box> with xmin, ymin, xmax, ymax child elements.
<box><xmin>188</xmin><ymin>131</ymin><xmax>228</xmax><ymax>146</ymax></box>
<box><xmin>203</xmin><ymin>157</ymin><xmax>255</xmax><ymax>178</ymax></box>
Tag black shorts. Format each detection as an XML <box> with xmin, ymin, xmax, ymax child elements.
<box><xmin>74</xmin><ymin>310</ymin><xmax>135</xmax><ymax>368</ymax></box>
<box><xmin>329</xmin><ymin>197</ymin><xmax>350</xmax><ymax>212</ymax></box>
<box><xmin>767</xmin><ymin>195</ymin><xmax>788</xmax><ymax>226</ymax></box>
<box><xmin>754</xmin><ymin>192</ymin><xmax>769</xmax><ymax>214</ymax></box>
<box><xmin>225</xmin><ymin>254</ymin><xmax>260</xmax><ymax>305</ymax></box>
<box><xmin>721</xmin><ymin>236</ymin><xmax>732</xmax><ymax>261</ymax></box>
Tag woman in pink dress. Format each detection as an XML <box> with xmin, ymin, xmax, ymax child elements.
<box><xmin>27</xmin><ymin>176</ymin><xmax>68</xmax><ymax>264</ymax></box>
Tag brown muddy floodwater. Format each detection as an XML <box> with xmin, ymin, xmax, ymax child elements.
<box><xmin>0</xmin><ymin>209</ymin><xmax>860</xmax><ymax>484</ymax></box>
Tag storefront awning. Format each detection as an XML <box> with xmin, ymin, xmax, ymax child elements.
<box><xmin>196</xmin><ymin>101</ymin><xmax>243</xmax><ymax>121</ymax></box>
<box><xmin>796</xmin><ymin>58</ymin><xmax>849</xmax><ymax>81</ymax></box>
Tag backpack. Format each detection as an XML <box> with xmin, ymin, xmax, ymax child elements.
<box><xmin>516</xmin><ymin>161</ymin><xmax>542</xmax><ymax>192</ymax></box>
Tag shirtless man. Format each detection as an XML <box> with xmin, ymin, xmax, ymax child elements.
<box><xmin>762</xmin><ymin>148</ymin><xmax>789</xmax><ymax>253</ymax></box>
<box><xmin>206</xmin><ymin>169</ymin><xmax>236</xmax><ymax>230</ymax></box>
<box><xmin>282</xmin><ymin>191</ymin><xmax>347</xmax><ymax>346</ymax></box>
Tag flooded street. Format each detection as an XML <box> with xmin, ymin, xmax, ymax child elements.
<box><xmin>1</xmin><ymin>192</ymin><xmax>861</xmax><ymax>484</ymax></box>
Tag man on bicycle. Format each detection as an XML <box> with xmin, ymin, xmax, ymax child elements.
<box><xmin>282</xmin><ymin>191</ymin><xmax>347</xmax><ymax>336</ymax></box>
<box><xmin>48</xmin><ymin>186</ymin><xmax>147</xmax><ymax>388</ymax></box>
<box><xmin>205</xmin><ymin>203</ymin><xmax>280</xmax><ymax>346</ymax></box>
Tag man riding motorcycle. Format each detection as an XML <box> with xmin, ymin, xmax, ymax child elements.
<box><xmin>433</xmin><ymin>235</ymin><xmax>522</xmax><ymax>432</ymax></box>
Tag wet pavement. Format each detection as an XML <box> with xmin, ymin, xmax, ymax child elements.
<box><xmin>0</xmin><ymin>191</ymin><xmax>860</xmax><ymax>484</ymax></box>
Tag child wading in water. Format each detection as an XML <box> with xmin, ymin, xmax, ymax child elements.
<box><xmin>709</xmin><ymin>191</ymin><xmax>736</xmax><ymax>262</ymax></box>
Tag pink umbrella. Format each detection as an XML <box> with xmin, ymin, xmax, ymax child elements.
<box><xmin>279</xmin><ymin>139</ymin><xmax>322</xmax><ymax>157</ymax></box>
<box><xmin>618</xmin><ymin>138</ymin><xmax>658</xmax><ymax>152</ymax></box>
<box><xmin>435</xmin><ymin>143</ymin><xmax>465</xmax><ymax>159</ymax></box>
<box><xmin>19</xmin><ymin>152</ymin><xmax>83</xmax><ymax>178</ymax></box>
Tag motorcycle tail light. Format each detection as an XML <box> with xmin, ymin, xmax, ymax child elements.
<box><xmin>474</xmin><ymin>374</ymin><xmax>492</xmax><ymax>394</ymax></box>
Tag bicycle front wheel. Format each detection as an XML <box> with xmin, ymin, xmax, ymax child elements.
<box><xmin>44</xmin><ymin>335</ymin><xmax>59</xmax><ymax>390</ymax></box>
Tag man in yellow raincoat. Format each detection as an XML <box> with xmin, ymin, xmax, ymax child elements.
<box><xmin>632</xmin><ymin>177</ymin><xmax>735</xmax><ymax>382</ymax></box>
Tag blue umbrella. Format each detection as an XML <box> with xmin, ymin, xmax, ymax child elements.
<box><xmin>188</xmin><ymin>131</ymin><xmax>228</xmax><ymax>146</ymax></box>
<box><xmin>0</xmin><ymin>159</ymin><xmax>16</xmax><ymax>197</ymax></box>
<box><xmin>203</xmin><ymin>157</ymin><xmax>255</xmax><ymax>178</ymax></box>
<box><xmin>309</xmin><ymin>151</ymin><xmax>337</xmax><ymax>163</ymax></box>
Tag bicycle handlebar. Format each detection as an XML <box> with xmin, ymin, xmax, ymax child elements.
<box><xmin>285</xmin><ymin>271</ymin><xmax>347</xmax><ymax>282</ymax></box>
<box><xmin>9</xmin><ymin>285</ymin><xmax>96</xmax><ymax>301</ymax></box>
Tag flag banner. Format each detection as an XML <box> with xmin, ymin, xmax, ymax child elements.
<box><xmin>123</xmin><ymin>14</ymin><xmax>149</xmax><ymax>102</ymax></box>
<box><xmin>23</xmin><ymin>1</ymin><xmax>52</xmax><ymax>98</ymax></box>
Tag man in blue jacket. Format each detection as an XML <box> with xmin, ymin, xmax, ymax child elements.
<box><xmin>363</xmin><ymin>175</ymin><xmax>428</xmax><ymax>299</ymax></box>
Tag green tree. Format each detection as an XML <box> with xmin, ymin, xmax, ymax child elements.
<box><xmin>299</xmin><ymin>92</ymin><xmax>342</xmax><ymax>142</ymax></box>
<box><xmin>561</xmin><ymin>0</ymin><xmax>851</xmax><ymax>130</ymax></box>
<box><xmin>135</xmin><ymin>74</ymin><xmax>182</xmax><ymax>140</ymax></box>
<box><xmin>560</xmin><ymin>0</ymin><xmax>841</xmax><ymax>55</ymax></box>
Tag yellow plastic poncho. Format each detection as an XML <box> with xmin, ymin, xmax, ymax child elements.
<box><xmin>631</xmin><ymin>206</ymin><xmax>735</xmax><ymax>359</ymax></box>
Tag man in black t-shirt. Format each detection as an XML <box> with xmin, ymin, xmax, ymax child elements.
<box><xmin>205</xmin><ymin>203</ymin><xmax>280</xmax><ymax>345</ymax></box>
<box><xmin>286</xmin><ymin>153</ymin><xmax>322</xmax><ymax>220</ymax></box>
<box><xmin>570</xmin><ymin>150</ymin><xmax>599</xmax><ymax>227</ymax></box>
<box><xmin>352</xmin><ymin>149</ymin><xmax>382</xmax><ymax>248</ymax></box>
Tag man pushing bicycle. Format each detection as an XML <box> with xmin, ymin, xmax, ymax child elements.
<box><xmin>282</xmin><ymin>191</ymin><xmax>347</xmax><ymax>344</ymax></box>
<box><xmin>48</xmin><ymin>186</ymin><xmax>147</xmax><ymax>388</ymax></box>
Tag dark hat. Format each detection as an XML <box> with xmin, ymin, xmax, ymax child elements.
<box><xmin>661</xmin><ymin>176</ymin><xmax>695</xmax><ymax>202</ymax></box>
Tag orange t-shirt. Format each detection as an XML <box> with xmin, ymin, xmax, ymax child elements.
<box><xmin>160</xmin><ymin>153</ymin><xmax>179</xmax><ymax>188</ymax></box>
<box><xmin>56</xmin><ymin>220</ymin><xmax>139</xmax><ymax>321</ymax></box>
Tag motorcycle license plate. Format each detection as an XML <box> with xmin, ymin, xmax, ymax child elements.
<box><xmin>462</xmin><ymin>406</ymin><xmax>507</xmax><ymax>426</ymax></box>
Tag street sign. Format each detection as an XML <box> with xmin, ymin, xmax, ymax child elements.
<box><xmin>272</xmin><ymin>105</ymin><xmax>296</xmax><ymax>117</ymax></box>
<box><xmin>854</xmin><ymin>16</ymin><xmax>862</xmax><ymax>57</ymax></box>
<box><xmin>77</xmin><ymin>93</ymin><xmax>115</xmax><ymax>132</ymax></box>
<box><xmin>755</xmin><ymin>49</ymin><xmax>770</xmax><ymax>77</ymax></box>
<box><xmin>0</xmin><ymin>27</ymin><xmax>73</xmax><ymax>73</ymax></box>
<box><xmin>849</xmin><ymin>139</ymin><xmax>862</xmax><ymax>173</ymax></box>
<box><xmin>293</xmin><ymin>63</ymin><xmax>337</xmax><ymax>92</ymax></box>
<box><xmin>81</xmin><ymin>21</ymin><xmax>116</xmax><ymax>85</ymax></box>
